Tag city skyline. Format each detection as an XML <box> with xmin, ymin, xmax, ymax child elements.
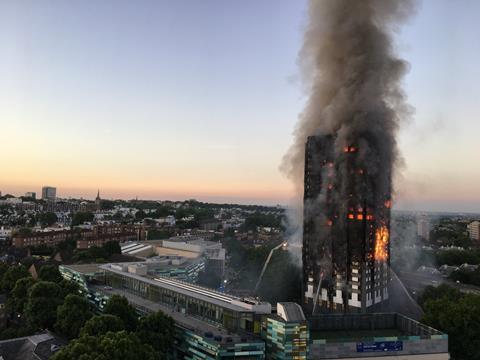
<box><xmin>1</xmin><ymin>0</ymin><xmax>480</xmax><ymax>212</ymax></box>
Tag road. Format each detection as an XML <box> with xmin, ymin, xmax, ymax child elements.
<box><xmin>397</xmin><ymin>270</ymin><xmax>480</xmax><ymax>296</ymax></box>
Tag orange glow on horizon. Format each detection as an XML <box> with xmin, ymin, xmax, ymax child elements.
<box><xmin>0</xmin><ymin>179</ymin><xmax>295</xmax><ymax>204</ymax></box>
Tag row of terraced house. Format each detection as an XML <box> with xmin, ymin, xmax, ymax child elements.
<box><xmin>11</xmin><ymin>224</ymin><xmax>146</xmax><ymax>249</ymax></box>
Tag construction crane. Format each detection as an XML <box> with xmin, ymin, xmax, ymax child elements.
<box><xmin>253</xmin><ymin>242</ymin><xmax>288</xmax><ymax>294</ymax></box>
<box><xmin>312</xmin><ymin>271</ymin><xmax>324</xmax><ymax>315</ymax></box>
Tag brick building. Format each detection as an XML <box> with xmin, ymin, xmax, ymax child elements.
<box><xmin>12</xmin><ymin>225</ymin><xmax>146</xmax><ymax>249</ymax></box>
<box><xmin>13</xmin><ymin>230</ymin><xmax>68</xmax><ymax>248</ymax></box>
<box><xmin>76</xmin><ymin>225</ymin><xmax>146</xmax><ymax>249</ymax></box>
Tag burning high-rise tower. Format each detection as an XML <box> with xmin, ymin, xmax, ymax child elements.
<box><xmin>302</xmin><ymin>135</ymin><xmax>392</xmax><ymax>314</ymax></box>
<box><xmin>280</xmin><ymin>0</ymin><xmax>415</xmax><ymax>314</ymax></box>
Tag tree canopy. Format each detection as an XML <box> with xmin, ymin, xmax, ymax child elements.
<box><xmin>9</xmin><ymin>277</ymin><xmax>35</xmax><ymax>314</ymax></box>
<box><xmin>103</xmin><ymin>295</ymin><xmax>138</xmax><ymax>331</ymax></box>
<box><xmin>51</xmin><ymin>331</ymin><xmax>157</xmax><ymax>360</ymax></box>
<box><xmin>241</xmin><ymin>212</ymin><xmax>283</xmax><ymax>232</ymax></box>
<box><xmin>418</xmin><ymin>284</ymin><xmax>462</xmax><ymax>307</ymax></box>
<box><xmin>71</xmin><ymin>212</ymin><xmax>94</xmax><ymax>226</ymax></box>
<box><xmin>25</xmin><ymin>281</ymin><xmax>63</xmax><ymax>329</ymax></box>
<box><xmin>80</xmin><ymin>314</ymin><xmax>125</xmax><ymax>337</ymax></box>
<box><xmin>103</xmin><ymin>241</ymin><xmax>121</xmax><ymax>257</ymax></box>
<box><xmin>421</xmin><ymin>284</ymin><xmax>480</xmax><ymax>360</ymax></box>
<box><xmin>38</xmin><ymin>265</ymin><xmax>63</xmax><ymax>283</ymax></box>
<box><xmin>435</xmin><ymin>249</ymin><xmax>480</xmax><ymax>266</ymax></box>
<box><xmin>59</xmin><ymin>279</ymin><xmax>81</xmax><ymax>298</ymax></box>
<box><xmin>1</xmin><ymin>265</ymin><xmax>30</xmax><ymax>293</ymax></box>
<box><xmin>136</xmin><ymin>311</ymin><xmax>175</xmax><ymax>356</ymax></box>
<box><xmin>55</xmin><ymin>294</ymin><xmax>93</xmax><ymax>339</ymax></box>
<box><xmin>37</xmin><ymin>212</ymin><xmax>58</xmax><ymax>227</ymax></box>
<box><xmin>449</xmin><ymin>267</ymin><xmax>480</xmax><ymax>286</ymax></box>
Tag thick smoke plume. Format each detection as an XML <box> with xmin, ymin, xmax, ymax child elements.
<box><xmin>282</xmin><ymin>0</ymin><xmax>416</xmax><ymax>257</ymax></box>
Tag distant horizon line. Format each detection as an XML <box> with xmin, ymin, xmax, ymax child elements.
<box><xmin>2</xmin><ymin>190</ymin><xmax>479</xmax><ymax>216</ymax></box>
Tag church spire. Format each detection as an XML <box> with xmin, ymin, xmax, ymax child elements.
<box><xmin>95</xmin><ymin>189</ymin><xmax>101</xmax><ymax>211</ymax></box>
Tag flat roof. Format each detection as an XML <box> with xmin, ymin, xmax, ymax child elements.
<box><xmin>311</xmin><ymin>329</ymin><xmax>405</xmax><ymax>341</ymax></box>
<box><xmin>90</xmin><ymin>285</ymin><xmax>262</xmax><ymax>346</ymax></box>
<box><xmin>121</xmin><ymin>243</ymin><xmax>144</xmax><ymax>252</ymax></box>
<box><xmin>60</xmin><ymin>263</ymin><xmax>104</xmax><ymax>275</ymax></box>
<box><xmin>100</xmin><ymin>264</ymin><xmax>268</xmax><ymax>313</ymax></box>
<box><xmin>308</xmin><ymin>313</ymin><xmax>445</xmax><ymax>341</ymax></box>
<box><xmin>128</xmin><ymin>245</ymin><xmax>152</xmax><ymax>255</ymax></box>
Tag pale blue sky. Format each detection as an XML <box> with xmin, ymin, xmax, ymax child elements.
<box><xmin>0</xmin><ymin>0</ymin><xmax>479</xmax><ymax>212</ymax></box>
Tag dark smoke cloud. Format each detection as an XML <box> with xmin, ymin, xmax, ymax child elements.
<box><xmin>282</xmin><ymin>0</ymin><xmax>417</xmax><ymax>248</ymax></box>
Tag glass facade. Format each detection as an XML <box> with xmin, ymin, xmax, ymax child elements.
<box><xmin>177</xmin><ymin>327</ymin><xmax>265</xmax><ymax>360</ymax></box>
<box><xmin>104</xmin><ymin>270</ymin><xmax>257</xmax><ymax>333</ymax></box>
<box><xmin>60</xmin><ymin>265</ymin><xmax>267</xmax><ymax>359</ymax></box>
<box><xmin>59</xmin><ymin>265</ymin><xmax>110</xmax><ymax>310</ymax></box>
<box><xmin>263</xmin><ymin>317</ymin><xmax>309</xmax><ymax>360</ymax></box>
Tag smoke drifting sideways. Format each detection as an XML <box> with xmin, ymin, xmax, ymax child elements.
<box><xmin>281</xmin><ymin>0</ymin><xmax>418</xmax><ymax>263</ymax></box>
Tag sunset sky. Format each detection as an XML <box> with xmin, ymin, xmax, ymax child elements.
<box><xmin>1</xmin><ymin>0</ymin><xmax>479</xmax><ymax>212</ymax></box>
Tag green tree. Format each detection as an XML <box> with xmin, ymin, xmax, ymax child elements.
<box><xmin>422</xmin><ymin>294</ymin><xmax>480</xmax><ymax>360</ymax></box>
<box><xmin>103</xmin><ymin>295</ymin><xmax>138</xmax><ymax>331</ymax></box>
<box><xmin>9</xmin><ymin>277</ymin><xmax>35</xmax><ymax>314</ymax></box>
<box><xmin>71</xmin><ymin>212</ymin><xmax>94</xmax><ymax>226</ymax></box>
<box><xmin>59</xmin><ymin>279</ymin><xmax>81</xmax><ymax>298</ymax></box>
<box><xmin>24</xmin><ymin>281</ymin><xmax>63</xmax><ymax>329</ymax></box>
<box><xmin>80</xmin><ymin>314</ymin><xmax>125</xmax><ymax>337</ymax></box>
<box><xmin>435</xmin><ymin>249</ymin><xmax>480</xmax><ymax>266</ymax></box>
<box><xmin>55</xmin><ymin>294</ymin><xmax>93</xmax><ymax>339</ymax></box>
<box><xmin>450</xmin><ymin>267</ymin><xmax>480</xmax><ymax>286</ymax></box>
<box><xmin>100</xmin><ymin>200</ymin><xmax>115</xmax><ymax>210</ymax></box>
<box><xmin>51</xmin><ymin>331</ymin><xmax>157</xmax><ymax>360</ymax></box>
<box><xmin>0</xmin><ymin>263</ymin><xmax>8</xmax><ymax>278</ymax></box>
<box><xmin>135</xmin><ymin>209</ymin><xmax>147</xmax><ymax>220</ymax></box>
<box><xmin>241</xmin><ymin>212</ymin><xmax>282</xmax><ymax>232</ymax></box>
<box><xmin>20</xmin><ymin>256</ymin><xmax>37</xmax><ymax>269</ymax></box>
<box><xmin>136</xmin><ymin>311</ymin><xmax>175</xmax><ymax>356</ymax></box>
<box><xmin>2</xmin><ymin>265</ymin><xmax>30</xmax><ymax>293</ymax></box>
<box><xmin>146</xmin><ymin>229</ymin><xmax>171</xmax><ymax>240</ymax></box>
<box><xmin>418</xmin><ymin>284</ymin><xmax>462</xmax><ymax>307</ymax></box>
<box><xmin>38</xmin><ymin>265</ymin><xmax>63</xmax><ymax>283</ymax></box>
<box><xmin>193</xmin><ymin>208</ymin><xmax>215</xmax><ymax>222</ymax></box>
<box><xmin>153</xmin><ymin>206</ymin><xmax>173</xmax><ymax>218</ymax></box>
<box><xmin>27</xmin><ymin>215</ymin><xmax>36</xmax><ymax>227</ymax></box>
<box><xmin>0</xmin><ymin>326</ymin><xmax>36</xmax><ymax>340</ymax></box>
<box><xmin>103</xmin><ymin>241</ymin><xmax>121</xmax><ymax>257</ymax></box>
<box><xmin>87</xmin><ymin>246</ymin><xmax>108</xmax><ymax>260</ymax></box>
<box><xmin>72</xmin><ymin>250</ymin><xmax>94</xmax><ymax>263</ymax></box>
<box><xmin>37</xmin><ymin>212</ymin><xmax>58</xmax><ymax>227</ymax></box>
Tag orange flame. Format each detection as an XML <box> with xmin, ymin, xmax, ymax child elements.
<box><xmin>374</xmin><ymin>226</ymin><xmax>389</xmax><ymax>261</ymax></box>
<box><xmin>343</xmin><ymin>146</ymin><xmax>357</xmax><ymax>153</ymax></box>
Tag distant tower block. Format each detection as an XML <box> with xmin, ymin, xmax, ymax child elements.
<box><xmin>417</xmin><ymin>214</ymin><xmax>430</xmax><ymax>241</ymax></box>
<box><xmin>302</xmin><ymin>135</ymin><xmax>391</xmax><ymax>314</ymax></box>
<box><xmin>41</xmin><ymin>186</ymin><xmax>57</xmax><ymax>201</ymax></box>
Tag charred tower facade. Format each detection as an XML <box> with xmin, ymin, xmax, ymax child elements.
<box><xmin>302</xmin><ymin>135</ymin><xmax>391</xmax><ymax>314</ymax></box>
